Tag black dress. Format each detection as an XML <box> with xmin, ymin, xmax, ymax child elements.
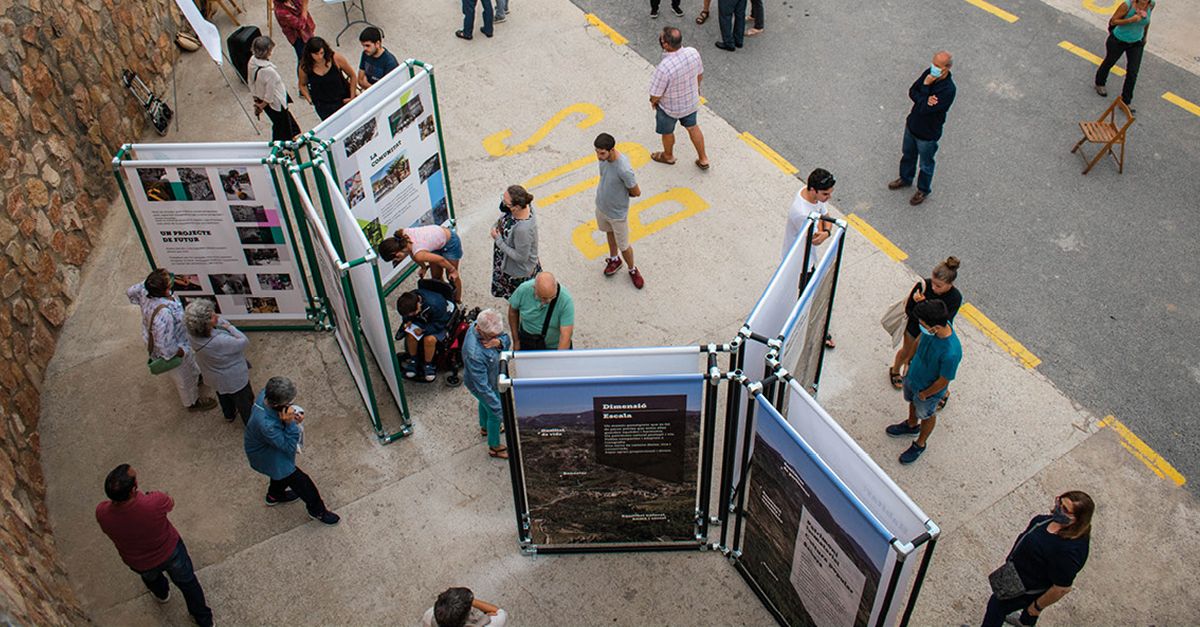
<box><xmin>306</xmin><ymin>62</ymin><xmax>351</xmax><ymax>120</ymax></box>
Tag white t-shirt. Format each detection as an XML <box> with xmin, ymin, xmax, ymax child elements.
<box><xmin>781</xmin><ymin>189</ymin><xmax>829</xmax><ymax>266</ymax></box>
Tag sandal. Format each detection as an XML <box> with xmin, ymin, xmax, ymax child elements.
<box><xmin>889</xmin><ymin>368</ymin><xmax>903</xmax><ymax>390</ymax></box>
<box><xmin>455</xmin><ymin>30</ymin><xmax>473</xmax><ymax>40</ymax></box>
<box><xmin>694</xmin><ymin>159</ymin><xmax>710</xmax><ymax>171</ymax></box>
<box><xmin>696</xmin><ymin>10</ymin><xmax>709</xmax><ymax>24</ymax></box>
<box><xmin>650</xmin><ymin>151</ymin><xmax>676</xmax><ymax>165</ymax></box>
<box><xmin>937</xmin><ymin>393</ymin><xmax>949</xmax><ymax>411</ymax></box>
<box><xmin>488</xmin><ymin>446</ymin><xmax>509</xmax><ymax>459</ymax></box>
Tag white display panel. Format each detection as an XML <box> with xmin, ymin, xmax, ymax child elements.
<box><xmin>311</xmin><ymin>66</ymin><xmax>450</xmax><ymax>288</ymax></box>
<box><xmin>120</xmin><ymin>146</ymin><xmax>309</xmax><ymax>323</ymax></box>
<box><xmin>510</xmin><ymin>346</ymin><xmax>702</xmax><ymax>380</ymax></box>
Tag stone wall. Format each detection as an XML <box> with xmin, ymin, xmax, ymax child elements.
<box><xmin>0</xmin><ymin>0</ymin><xmax>178</xmax><ymax>623</ymax></box>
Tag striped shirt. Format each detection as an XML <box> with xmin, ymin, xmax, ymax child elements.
<box><xmin>649</xmin><ymin>47</ymin><xmax>704</xmax><ymax>118</ymax></box>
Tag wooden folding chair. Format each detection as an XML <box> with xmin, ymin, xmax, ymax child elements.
<box><xmin>1071</xmin><ymin>97</ymin><xmax>1134</xmax><ymax>174</ymax></box>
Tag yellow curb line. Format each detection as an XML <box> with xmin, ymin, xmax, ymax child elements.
<box><xmin>1163</xmin><ymin>91</ymin><xmax>1200</xmax><ymax>117</ymax></box>
<box><xmin>958</xmin><ymin>303</ymin><xmax>1042</xmax><ymax>369</ymax></box>
<box><xmin>585</xmin><ymin>13</ymin><xmax>628</xmax><ymax>46</ymax></box>
<box><xmin>738</xmin><ymin>131</ymin><xmax>798</xmax><ymax>175</ymax></box>
<box><xmin>844</xmin><ymin>214</ymin><xmax>908</xmax><ymax>262</ymax></box>
<box><xmin>1100</xmin><ymin>416</ymin><xmax>1186</xmax><ymax>486</ymax></box>
<box><xmin>1058</xmin><ymin>41</ymin><xmax>1126</xmax><ymax>76</ymax></box>
<box><xmin>963</xmin><ymin>0</ymin><xmax>1019</xmax><ymax>23</ymax></box>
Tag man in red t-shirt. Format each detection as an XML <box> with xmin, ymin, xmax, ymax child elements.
<box><xmin>95</xmin><ymin>465</ymin><xmax>213</xmax><ymax>627</ymax></box>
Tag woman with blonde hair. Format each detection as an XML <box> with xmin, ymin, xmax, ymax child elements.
<box><xmin>889</xmin><ymin>256</ymin><xmax>962</xmax><ymax>400</ymax></box>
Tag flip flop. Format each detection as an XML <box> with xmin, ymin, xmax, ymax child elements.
<box><xmin>695</xmin><ymin>10</ymin><xmax>709</xmax><ymax>24</ymax></box>
<box><xmin>488</xmin><ymin>447</ymin><xmax>509</xmax><ymax>459</ymax></box>
<box><xmin>695</xmin><ymin>159</ymin><xmax>710</xmax><ymax>170</ymax></box>
<box><xmin>889</xmin><ymin>368</ymin><xmax>903</xmax><ymax>390</ymax></box>
<box><xmin>650</xmin><ymin>151</ymin><xmax>676</xmax><ymax>165</ymax></box>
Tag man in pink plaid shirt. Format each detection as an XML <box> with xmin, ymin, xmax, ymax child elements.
<box><xmin>649</xmin><ymin>27</ymin><xmax>710</xmax><ymax>170</ymax></box>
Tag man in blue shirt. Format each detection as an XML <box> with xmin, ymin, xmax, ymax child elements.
<box><xmin>885</xmin><ymin>300</ymin><xmax>962</xmax><ymax>464</ymax></box>
<box><xmin>462</xmin><ymin>309</ymin><xmax>512</xmax><ymax>458</ymax></box>
<box><xmin>887</xmin><ymin>51</ymin><xmax>956</xmax><ymax>206</ymax></box>
<box><xmin>244</xmin><ymin>377</ymin><xmax>340</xmax><ymax>524</ymax></box>
<box><xmin>356</xmin><ymin>27</ymin><xmax>399</xmax><ymax>90</ymax></box>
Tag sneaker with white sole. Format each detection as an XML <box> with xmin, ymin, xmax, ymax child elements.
<box><xmin>629</xmin><ymin>267</ymin><xmax>645</xmax><ymax>289</ymax></box>
<box><xmin>603</xmin><ymin>256</ymin><xmax>623</xmax><ymax>276</ymax></box>
<box><xmin>152</xmin><ymin>588</ymin><xmax>171</xmax><ymax>604</ymax></box>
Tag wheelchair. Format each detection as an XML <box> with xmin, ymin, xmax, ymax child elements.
<box><xmin>395</xmin><ymin>279</ymin><xmax>479</xmax><ymax>387</ymax></box>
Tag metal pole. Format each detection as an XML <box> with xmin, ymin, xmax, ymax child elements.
<box><xmin>697</xmin><ymin>350</ymin><xmax>720</xmax><ymax>540</ymax></box>
<box><xmin>811</xmin><ymin>226</ymin><xmax>847</xmax><ymax>395</ymax></box>
<box><xmin>215</xmin><ymin>60</ymin><xmax>260</xmax><ymax>135</ymax></box>
<box><xmin>899</xmin><ymin>536</ymin><xmax>938</xmax><ymax>627</ymax></box>
<box><xmin>874</xmin><ymin>549</ymin><xmax>908</xmax><ymax>627</ymax></box>
<box><xmin>499</xmin><ymin>359</ymin><xmax>531</xmax><ymax>545</ymax></box>
<box><xmin>717</xmin><ymin>345</ymin><xmax>742</xmax><ymax>550</ymax></box>
<box><xmin>730</xmin><ymin>386</ymin><xmax>759</xmax><ymax>553</ymax></box>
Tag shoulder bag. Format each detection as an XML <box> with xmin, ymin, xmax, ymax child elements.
<box><xmin>881</xmin><ymin>282</ymin><xmax>921</xmax><ymax>347</ymax></box>
<box><xmin>517</xmin><ymin>287</ymin><xmax>559</xmax><ymax>351</ymax></box>
<box><xmin>146</xmin><ymin>304</ymin><xmax>183</xmax><ymax>375</ymax></box>
<box><xmin>988</xmin><ymin>519</ymin><xmax>1052</xmax><ymax>600</ymax></box>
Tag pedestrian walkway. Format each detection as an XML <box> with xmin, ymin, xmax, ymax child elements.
<box><xmin>39</xmin><ymin>0</ymin><xmax>1200</xmax><ymax>624</ymax></box>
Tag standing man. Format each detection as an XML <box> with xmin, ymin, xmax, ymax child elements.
<box><xmin>782</xmin><ymin>168</ymin><xmax>837</xmax><ymax>348</ymax></box>
<box><xmin>649</xmin><ymin>27</ymin><xmax>710</xmax><ymax>170</ymax></box>
<box><xmin>593</xmin><ymin>133</ymin><xmax>645</xmax><ymax>289</ymax></box>
<box><xmin>884</xmin><ymin>301</ymin><xmax>962</xmax><ymax>464</ymax></box>
<box><xmin>888</xmin><ymin>51</ymin><xmax>956</xmax><ymax>206</ymax></box>
<box><xmin>649</xmin><ymin>0</ymin><xmax>683</xmax><ymax>18</ymax></box>
<box><xmin>244</xmin><ymin>376</ymin><xmax>341</xmax><ymax>525</ymax></box>
<box><xmin>95</xmin><ymin>465</ymin><xmax>213</xmax><ymax>627</ymax></box>
<box><xmin>357</xmin><ymin>27</ymin><xmax>399</xmax><ymax>90</ymax></box>
<box><xmin>456</xmin><ymin>0</ymin><xmax>494</xmax><ymax>40</ymax></box>
<box><xmin>273</xmin><ymin>0</ymin><xmax>316</xmax><ymax>60</ymax></box>
<box><xmin>463</xmin><ymin>309</ymin><xmax>512</xmax><ymax>459</ymax></box>
<box><xmin>508</xmin><ymin>272</ymin><xmax>575</xmax><ymax>351</ymax></box>
<box><xmin>127</xmin><ymin>269</ymin><xmax>217</xmax><ymax>413</ymax></box>
<box><xmin>714</xmin><ymin>0</ymin><xmax>748</xmax><ymax>51</ymax></box>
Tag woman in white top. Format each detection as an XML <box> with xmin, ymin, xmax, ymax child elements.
<box><xmin>249</xmin><ymin>36</ymin><xmax>301</xmax><ymax>142</ymax></box>
<box><xmin>377</xmin><ymin>225</ymin><xmax>463</xmax><ymax>301</ymax></box>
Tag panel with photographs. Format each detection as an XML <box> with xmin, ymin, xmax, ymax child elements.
<box><xmin>122</xmin><ymin>156</ymin><xmax>310</xmax><ymax>322</ymax></box>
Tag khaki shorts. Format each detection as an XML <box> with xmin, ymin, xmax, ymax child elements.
<box><xmin>595</xmin><ymin>208</ymin><xmax>631</xmax><ymax>251</ymax></box>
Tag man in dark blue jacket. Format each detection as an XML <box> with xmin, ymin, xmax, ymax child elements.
<box><xmin>888</xmin><ymin>51</ymin><xmax>956</xmax><ymax>206</ymax></box>
<box><xmin>397</xmin><ymin>286</ymin><xmax>456</xmax><ymax>381</ymax></box>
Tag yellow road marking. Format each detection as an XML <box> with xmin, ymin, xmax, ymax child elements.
<box><xmin>585</xmin><ymin>13</ymin><xmax>628</xmax><ymax>46</ymax></box>
<box><xmin>1163</xmin><ymin>91</ymin><xmax>1200</xmax><ymax>117</ymax></box>
<box><xmin>482</xmin><ymin>103</ymin><xmax>605</xmax><ymax>157</ymax></box>
<box><xmin>844</xmin><ymin>214</ymin><xmax>908</xmax><ymax>262</ymax></box>
<box><xmin>958</xmin><ymin>303</ymin><xmax>1041</xmax><ymax>369</ymax></box>
<box><xmin>1082</xmin><ymin>0</ymin><xmax>1123</xmax><ymax>14</ymax></box>
<box><xmin>1100</xmin><ymin>416</ymin><xmax>1186</xmax><ymax>486</ymax></box>
<box><xmin>572</xmin><ymin>188</ymin><xmax>709</xmax><ymax>259</ymax></box>
<box><xmin>1058</xmin><ymin>41</ymin><xmax>1126</xmax><ymax>76</ymax></box>
<box><xmin>738</xmin><ymin>132</ymin><xmax>798</xmax><ymax>175</ymax></box>
<box><xmin>700</xmin><ymin>96</ymin><xmax>708</xmax><ymax>105</ymax></box>
<box><xmin>524</xmin><ymin>142</ymin><xmax>651</xmax><ymax>207</ymax></box>
<box><xmin>963</xmin><ymin>0</ymin><xmax>1019</xmax><ymax>23</ymax></box>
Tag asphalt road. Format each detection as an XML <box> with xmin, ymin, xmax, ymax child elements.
<box><xmin>570</xmin><ymin>0</ymin><xmax>1200</xmax><ymax>489</ymax></box>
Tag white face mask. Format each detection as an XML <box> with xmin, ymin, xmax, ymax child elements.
<box><xmin>919</xmin><ymin>324</ymin><xmax>934</xmax><ymax>337</ymax></box>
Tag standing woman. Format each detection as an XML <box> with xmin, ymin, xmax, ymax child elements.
<box><xmin>185</xmin><ymin>300</ymin><xmax>255</xmax><ymax>425</ymax></box>
<box><xmin>376</xmin><ymin>225</ymin><xmax>463</xmax><ymax>301</ymax></box>
<box><xmin>273</xmin><ymin>0</ymin><xmax>316</xmax><ymax>60</ymax></box>
<box><xmin>298</xmin><ymin>37</ymin><xmax>358</xmax><ymax>121</ymax></box>
<box><xmin>490</xmin><ymin>185</ymin><xmax>540</xmax><ymax>299</ymax></box>
<box><xmin>981</xmin><ymin>491</ymin><xmax>1093</xmax><ymax>626</ymax></box>
<box><xmin>889</xmin><ymin>256</ymin><xmax>962</xmax><ymax>392</ymax></box>
<box><xmin>1094</xmin><ymin>0</ymin><xmax>1153</xmax><ymax>110</ymax></box>
<box><xmin>249</xmin><ymin>37</ymin><xmax>302</xmax><ymax>142</ymax></box>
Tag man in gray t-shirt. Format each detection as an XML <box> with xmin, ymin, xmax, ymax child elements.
<box><xmin>593</xmin><ymin>133</ymin><xmax>645</xmax><ymax>289</ymax></box>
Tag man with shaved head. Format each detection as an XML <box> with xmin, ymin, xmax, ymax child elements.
<box><xmin>888</xmin><ymin>50</ymin><xmax>956</xmax><ymax>206</ymax></box>
<box><xmin>507</xmin><ymin>272</ymin><xmax>575</xmax><ymax>351</ymax></box>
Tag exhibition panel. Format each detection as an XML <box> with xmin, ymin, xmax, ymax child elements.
<box><xmin>777</xmin><ymin>227</ymin><xmax>847</xmax><ymax>400</ymax></box>
<box><xmin>114</xmin><ymin>143</ymin><xmax>315</xmax><ymax>327</ymax></box>
<box><xmin>309</xmin><ymin>62</ymin><xmax>454</xmax><ymax>291</ymax></box>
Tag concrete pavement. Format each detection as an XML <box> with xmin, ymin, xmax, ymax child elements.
<box><xmin>39</xmin><ymin>0</ymin><xmax>1200</xmax><ymax>624</ymax></box>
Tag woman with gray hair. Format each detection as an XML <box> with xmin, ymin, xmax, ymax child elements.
<box><xmin>249</xmin><ymin>35</ymin><xmax>302</xmax><ymax>142</ymax></box>
<box><xmin>185</xmin><ymin>300</ymin><xmax>254</xmax><ymax>424</ymax></box>
<box><xmin>462</xmin><ymin>308</ymin><xmax>511</xmax><ymax>458</ymax></box>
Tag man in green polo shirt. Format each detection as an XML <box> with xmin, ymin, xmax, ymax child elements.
<box><xmin>508</xmin><ymin>272</ymin><xmax>574</xmax><ymax>350</ymax></box>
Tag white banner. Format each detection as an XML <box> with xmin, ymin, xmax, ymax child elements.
<box><xmin>317</xmin><ymin>160</ymin><xmax>405</xmax><ymax>413</ymax></box>
<box><xmin>511</xmin><ymin>346</ymin><xmax>701</xmax><ymax>380</ymax></box>
<box><xmin>311</xmin><ymin>66</ymin><xmax>450</xmax><ymax>288</ymax></box>
<box><xmin>173</xmin><ymin>0</ymin><xmax>223</xmax><ymax>65</ymax></box>
<box><xmin>121</xmin><ymin>145</ymin><xmax>309</xmax><ymax>323</ymax></box>
<box><xmin>779</xmin><ymin>230</ymin><xmax>844</xmax><ymax>395</ymax></box>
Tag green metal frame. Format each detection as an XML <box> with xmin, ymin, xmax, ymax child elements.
<box><xmin>112</xmin><ymin>144</ymin><xmax>320</xmax><ymax>332</ymax></box>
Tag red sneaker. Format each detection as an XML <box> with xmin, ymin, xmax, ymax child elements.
<box><xmin>603</xmin><ymin>256</ymin><xmax>623</xmax><ymax>276</ymax></box>
<box><xmin>629</xmin><ymin>267</ymin><xmax>645</xmax><ymax>289</ymax></box>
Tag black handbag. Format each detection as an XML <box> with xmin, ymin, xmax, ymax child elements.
<box><xmin>988</xmin><ymin>519</ymin><xmax>1051</xmax><ymax>600</ymax></box>
<box><xmin>517</xmin><ymin>287</ymin><xmax>558</xmax><ymax>351</ymax></box>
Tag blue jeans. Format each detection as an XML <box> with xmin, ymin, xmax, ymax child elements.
<box><xmin>473</xmin><ymin>393</ymin><xmax>503</xmax><ymax>448</ymax></box>
<box><xmin>494</xmin><ymin>0</ymin><xmax>507</xmax><ymax>18</ymax></box>
<box><xmin>899</xmin><ymin>127</ymin><xmax>939</xmax><ymax>194</ymax></box>
<box><xmin>136</xmin><ymin>540</ymin><xmax>213</xmax><ymax>627</ymax></box>
<box><xmin>655</xmin><ymin>107</ymin><xmax>698</xmax><ymax>135</ymax></box>
<box><xmin>462</xmin><ymin>0</ymin><xmax>494</xmax><ymax>36</ymax></box>
<box><xmin>718</xmin><ymin>0</ymin><xmax>748</xmax><ymax>46</ymax></box>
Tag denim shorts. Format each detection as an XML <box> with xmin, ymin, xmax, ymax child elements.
<box><xmin>903</xmin><ymin>378</ymin><xmax>946</xmax><ymax>420</ymax></box>
<box><xmin>433</xmin><ymin>230</ymin><xmax>463</xmax><ymax>261</ymax></box>
<box><xmin>655</xmin><ymin>107</ymin><xmax>698</xmax><ymax>135</ymax></box>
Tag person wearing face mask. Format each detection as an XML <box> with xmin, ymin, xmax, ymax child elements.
<box><xmin>884</xmin><ymin>300</ymin><xmax>961</xmax><ymax>464</ymax></box>
<box><xmin>888</xmin><ymin>51</ymin><xmax>956</xmax><ymax>206</ymax></box>
<box><xmin>982</xmin><ymin>492</ymin><xmax>1094</xmax><ymax>626</ymax></box>
<box><xmin>889</xmin><ymin>257</ymin><xmax>963</xmax><ymax>394</ymax></box>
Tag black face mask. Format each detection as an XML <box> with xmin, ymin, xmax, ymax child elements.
<box><xmin>1051</xmin><ymin>503</ymin><xmax>1073</xmax><ymax>525</ymax></box>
